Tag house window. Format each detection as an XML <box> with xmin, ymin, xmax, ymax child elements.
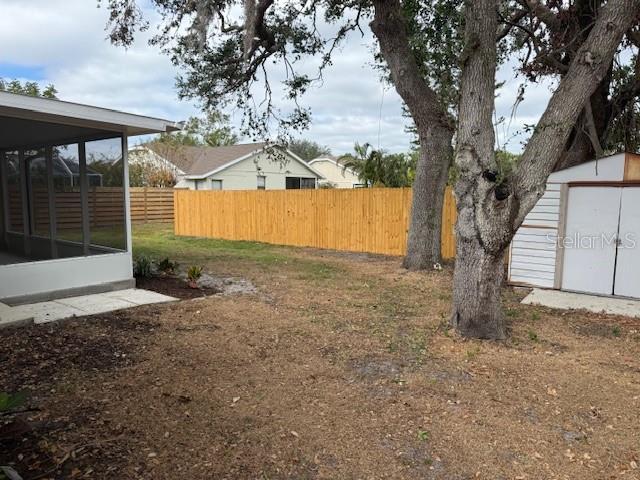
<box><xmin>285</xmin><ymin>177</ymin><xmax>316</xmax><ymax>190</ymax></box>
<box><xmin>300</xmin><ymin>178</ymin><xmax>316</xmax><ymax>189</ymax></box>
<box><xmin>257</xmin><ymin>176</ymin><xmax>266</xmax><ymax>190</ymax></box>
<box><xmin>211</xmin><ymin>179</ymin><xmax>223</xmax><ymax>190</ymax></box>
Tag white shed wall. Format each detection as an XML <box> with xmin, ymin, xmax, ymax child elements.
<box><xmin>508</xmin><ymin>183</ymin><xmax>562</xmax><ymax>288</ymax></box>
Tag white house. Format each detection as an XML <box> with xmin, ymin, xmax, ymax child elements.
<box><xmin>508</xmin><ymin>152</ymin><xmax>640</xmax><ymax>299</ymax></box>
<box><xmin>130</xmin><ymin>143</ymin><xmax>324</xmax><ymax>190</ymax></box>
<box><xmin>308</xmin><ymin>156</ymin><xmax>364</xmax><ymax>188</ymax></box>
<box><xmin>0</xmin><ymin>91</ymin><xmax>179</xmax><ymax>304</ymax></box>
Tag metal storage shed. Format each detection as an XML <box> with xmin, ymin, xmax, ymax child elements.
<box><xmin>508</xmin><ymin>152</ymin><xmax>640</xmax><ymax>298</ymax></box>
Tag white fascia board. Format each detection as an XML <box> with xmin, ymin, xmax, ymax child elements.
<box><xmin>0</xmin><ymin>91</ymin><xmax>182</xmax><ymax>136</ymax></box>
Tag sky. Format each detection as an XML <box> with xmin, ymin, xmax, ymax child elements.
<box><xmin>0</xmin><ymin>0</ymin><xmax>554</xmax><ymax>155</ymax></box>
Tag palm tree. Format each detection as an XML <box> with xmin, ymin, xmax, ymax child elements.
<box><xmin>339</xmin><ymin>143</ymin><xmax>413</xmax><ymax>187</ymax></box>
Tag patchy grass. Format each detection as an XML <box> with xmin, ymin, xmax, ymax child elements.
<box><xmin>2</xmin><ymin>224</ymin><xmax>639</xmax><ymax>480</ymax></box>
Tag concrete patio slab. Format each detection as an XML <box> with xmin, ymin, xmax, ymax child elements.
<box><xmin>0</xmin><ymin>302</ymin><xmax>34</xmax><ymax>329</ymax></box>
<box><xmin>103</xmin><ymin>288</ymin><xmax>176</xmax><ymax>306</ymax></box>
<box><xmin>10</xmin><ymin>301</ymin><xmax>85</xmax><ymax>324</ymax></box>
<box><xmin>5</xmin><ymin>289</ymin><xmax>177</xmax><ymax>325</ymax></box>
<box><xmin>522</xmin><ymin>288</ymin><xmax>640</xmax><ymax>318</ymax></box>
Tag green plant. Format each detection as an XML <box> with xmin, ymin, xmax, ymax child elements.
<box><xmin>527</xmin><ymin>330</ymin><xmax>539</xmax><ymax>342</ymax></box>
<box><xmin>187</xmin><ymin>265</ymin><xmax>203</xmax><ymax>288</ymax></box>
<box><xmin>417</xmin><ymin>430</ymin><xmax>430</xmax><ymax>441</ymax></box>
<box><xmin>612</xmin><ymin>325</ymin><xmax>622</xmax><ymax>337</ymax></box>
<box><xmin>531</xmin><ymin>311</ymin><xmax>540</xmax><ymax>321</ymax></box>
<box><xmin>0</xmin><ymin>391</ymin><xmax>26</xmax><ymax>413</ymax></box>
<box><xmin>157</xmin><ymin>257</ymin><xmax>178</xmax><ymax>275</ymax></box>
<box><xmin>134</xmin><ymin>255</ymin><xmax>153</xmax><ymax>278</ymax></box>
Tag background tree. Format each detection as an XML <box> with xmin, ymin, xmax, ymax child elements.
<box><xmin>103</xmin><ymin>0</ymin><xmax>640</xmax><ymax>339</ymax></box>
<box><xmin>339</xmin><ymin>142</ymin><xmax>414</xmax><ymax>187</ymax></box>
<box><xmin>287</xmin><ymin>139</ymin><xmax>331</xmax><ymax>161</ymax></box>
<box><xmin>128</xmin><ymin>162</ymin><xmax>177</xmax><ymax>187</ymax></box>
<box><xmin>0</xmin><ymin>79</ymin><xmax>57</xmax><ymax>98</ymax></box>
<box><xmin>155</xmin><ymin>111</ymin><xmax>238</xmax><ymax>147</ymax></box>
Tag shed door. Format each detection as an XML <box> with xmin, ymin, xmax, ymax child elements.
<box><xmin>561</xmin><ymin>187</ymin><xmax>621</xmax><ymax>295</ymax></box>
<box><xmin>613</xmin><ymin>188</ymin><xmax>640</xmax><ymax>298</ymax></box>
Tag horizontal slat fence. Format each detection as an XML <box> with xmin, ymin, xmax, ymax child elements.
<box><xmin>130</xmin><ymin>187</ymin><xmax>174</xmax><ymax>224</ymax></box>
<box><xmin>6</xmin><ymin>187</ymin><xmax>173</xmax><ymax>230</ymax></box>
<box><xmin>175</xmin><ymin>187</ymin><xmax>457</xmax><ymax>258</ymax></box>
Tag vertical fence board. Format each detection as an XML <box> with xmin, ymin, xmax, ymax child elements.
<box><xmin>174</xmin><ymin>187</ymin><xmax>457</xmax><ymax>258</ymax></box>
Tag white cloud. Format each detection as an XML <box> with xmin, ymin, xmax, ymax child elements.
<box><xmin>0</xmin><ymin>0</ymin><xmax>553</xmax><ymax>154</ymax></box>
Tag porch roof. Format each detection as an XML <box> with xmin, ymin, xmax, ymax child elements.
<box><xmin>0</xmin><ymin>91</ymin><xmax>181</xmax><ymax>150</ymax></box>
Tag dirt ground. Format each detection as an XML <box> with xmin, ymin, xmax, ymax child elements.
<box><xmin>1</xmin><ymin>226</ymin><xmax>639</xmax><ymax>479</ymax></box>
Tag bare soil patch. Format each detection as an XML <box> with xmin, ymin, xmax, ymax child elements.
<box><xmin>2</xmin><ymin>227</ymin><xmax>639</xmax><ymax>479</ymax></box>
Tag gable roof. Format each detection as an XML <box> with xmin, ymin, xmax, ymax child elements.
<box><xmin>143</xmin><ymin>142</ymin><xmax>324</xmax><ymax>180</ymax></box>
<box><xmin>146</xmin><ymin>142</ymin><xmax>267</xmax><ymax>176</ymax></box>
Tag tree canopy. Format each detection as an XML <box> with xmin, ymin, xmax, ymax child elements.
<box><xmin>0</xmin><ymin>79</ymin><xmax>57</xmax><ymax>98</ymax></box>
<box><xmin>154</xmin><ymin>111</ymin><xmax>238</xmax><ymax>147</ymax></box>
<box><xmin>287</xmin><ymin>139</ymin><xmax>331</xmax><ymax>161</ymax></box>
<box><xmin>339</xmin><ymin>143</ymin><xmax>414</xmax><ymax>188</ymax></box>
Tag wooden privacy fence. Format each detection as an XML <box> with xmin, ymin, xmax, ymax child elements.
<box><xmin>174</xmin><ymin>187</ymin><xmax>457</xmax><ymax>258</ymax></box>
<box><xmin>130</xmin><ymin>187</ymin><xmax>174</xmax><ymax>224</ymax></box>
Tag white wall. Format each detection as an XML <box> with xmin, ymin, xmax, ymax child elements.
<box><xmin>0</xmin><ymin>251</ymin><xmax>133</xmax><ymax>302</ymax></box>
<box><xmin>509</xmin><ymin>183</ymin><xmax>562</xmax><ymax>288</ymax></box>
<box><xmin>309</xmin><ymin>158</ymin><xmax>361</xmax><ymax>188</ymax></box>
<box><xmin>192</xmin><ymin>150</ymin><xmax>320</xmax><ymax>190</ymax></box>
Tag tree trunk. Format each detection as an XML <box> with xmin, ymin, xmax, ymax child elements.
<box><xmin>450</xmin><ymin>0</ymin><xmax>503</xmax><ymax>338</ymax></box>
<box><xmin>403</xmin><ymin>127</ymin><xmax>453</xmax><ymax>269</ymax></box>
<box><xmin>370</xmin><ymin>0</ymin><xmax>455</xmax><ymax>270</ymax></box>
<box><xmin>451</xmin><ymin>238</ymin><xmax>507</xmax><ymax>339</ymax></box>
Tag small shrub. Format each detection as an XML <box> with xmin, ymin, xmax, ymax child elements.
<box><xmin>157</xmin><ymin>257</ymin><xmax>178</xmax><ymax>275</ymax></box>
<box><xmin>612</xmin><ymin>325</ymin><xmax>621</xmax><ymax>337</ymax></box>
<box><xmin>0</xmin><ymin>391</ymin><xmax>26</xmax><ymax>413</ymax></box>
<box><xmin>527</xmin><ymin>329</ymin><xmax>539</xmax><ymax>342</ymax></box>
<box><xmin>417</xmin><ymin>430</ymin><xmax>430</xmax><ymax>441</ymax></box>
<box><xmin>134</xmin><ymin>255</ymin><xmax>153</xmax><ymax>278</ymax></box>
<box><xmin>187</xmin><ymin>265</ymin><xmax>203</xmax><ymax>288</ymax></box>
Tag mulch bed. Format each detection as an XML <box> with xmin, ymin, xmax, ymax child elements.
<box><xmin>0</xmin><ymin>310</ymin><xmax>161</xmax><ymax>479</ymax></box>
<box><xmin>135</xmin><ymin>275</ymin><xmax>221</xmax><ymax>299</ymax></box>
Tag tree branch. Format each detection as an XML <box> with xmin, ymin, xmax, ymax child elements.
<box><xmin>514</xmin><ymin>0</ymin><xmax>640</xmax><ymax>225</ymax></box>
<box><xmin>370</xmin><ymin>0</ymin><xmax>454</xmax><ymax>134</ymax></box>
<box><xmin>516</xmin><ymin>0</ymin><xmax>563</xmax><ymax>32</ymax></box>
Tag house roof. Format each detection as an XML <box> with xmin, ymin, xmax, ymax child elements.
<box><xmin>143</xmin><ymin>142</ymin><xmax>324</xmax><ymax>179</ymax></box>
<box><xmin>146</xmin><ymin>142</ymin><xmax>267</xmax><ymax>177</ymax></box>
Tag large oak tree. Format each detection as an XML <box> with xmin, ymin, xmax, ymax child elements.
<box><xmin>103</xmin><ymin>0</ymin><xmax>640</xmax><ymax>338</ymax></box>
